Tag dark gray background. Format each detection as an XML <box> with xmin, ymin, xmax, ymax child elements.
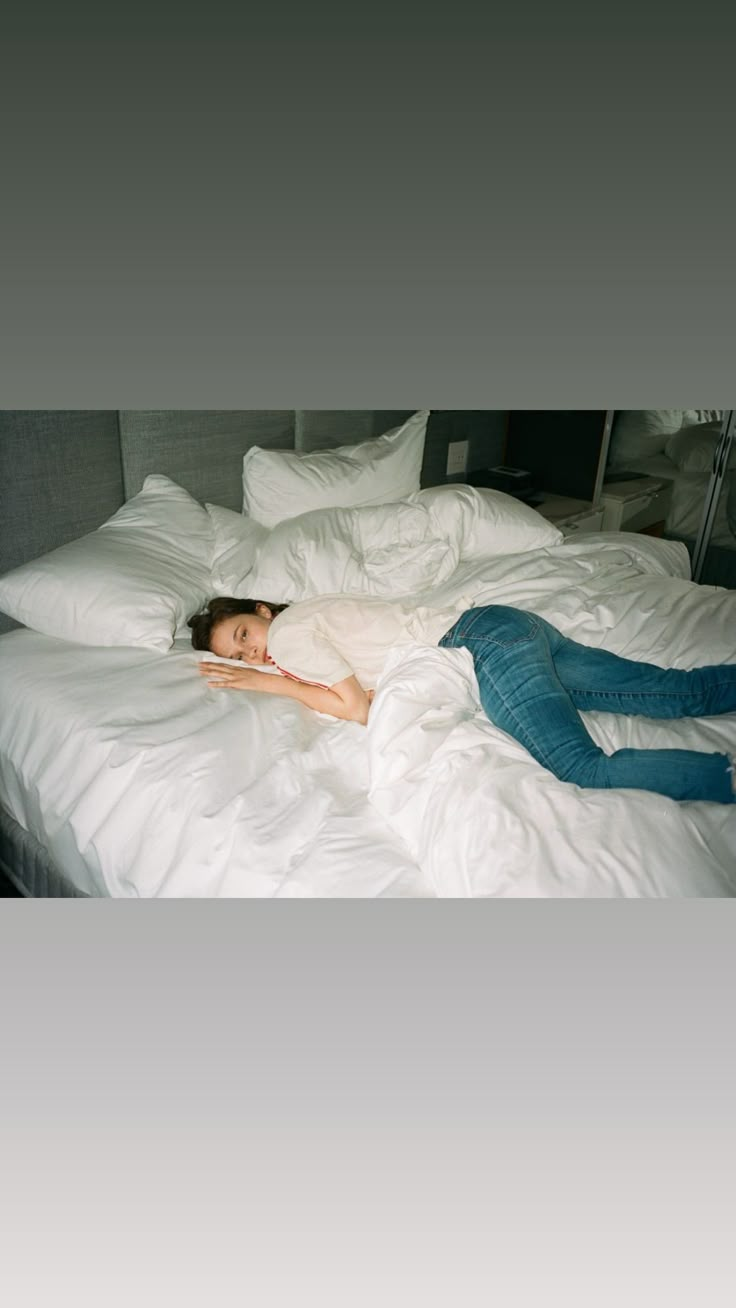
<box><xmin>1</xmin><ymin>3</ymin><xmax>733</xmax><ymax>406</ymax></box>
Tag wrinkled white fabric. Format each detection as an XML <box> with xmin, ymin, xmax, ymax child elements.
<box><xmin>0</xmin><ymin>513</ymin><xmax>733</xmax><ymax>898</ymax></box>
<box><xmin>239</xmin><ymin>486</ymin><xmax>562</xmax><ymax>601</ymax></box>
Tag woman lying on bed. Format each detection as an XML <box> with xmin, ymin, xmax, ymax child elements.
<box><xmin>189</xmin><ymin>595</ymin><xmax>736</xmax><ymax>806</ymax></box>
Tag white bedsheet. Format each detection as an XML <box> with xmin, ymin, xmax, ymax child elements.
<box><xmin>1</xmin><ymin>526</ymin><xmax>734</xmax><ymax>897</ymax></box>
<box><xmin>0</xmin><ymin>632</ymin><xmax>428</xmax><ymax>898</ymax></box>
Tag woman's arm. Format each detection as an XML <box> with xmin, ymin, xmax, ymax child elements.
<box><xmin>198</xmin><ymin>663</ymin><xmax>372</xmax><ymax>725</ymax></box>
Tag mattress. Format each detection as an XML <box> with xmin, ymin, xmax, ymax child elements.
<box><xmin>1</xmin><ymin>528</ymin><xmax>734</xmax><ymax>898</ymax></box>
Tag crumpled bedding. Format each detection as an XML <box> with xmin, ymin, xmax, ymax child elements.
<box><xmin>0</xmin><ymin>487</ymin><xmax>733</xmax><ymax>897</ymax></box>
<box><xmin>240</xmin><ymin>485</ymin><xmax>563</xmax><ymax>600</ymax></box>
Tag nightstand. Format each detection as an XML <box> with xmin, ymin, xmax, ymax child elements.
<box><xmin>534</xmin><ymin>494</ymin><xmax>605</xmax><ymax>538</ymax></box>
<box><xmin>600</xmin><ymin>477</ymin><xmax>673</xmax><ymax>536</ymax></box>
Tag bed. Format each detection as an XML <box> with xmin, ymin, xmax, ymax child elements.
<box><xmin>607</xmin><ymin>410</ymin><xmax>736</xmax><ymax>586</ymax></box>
<box><xmin>1</xmin><ymin>409</ymin><xmax>735</xmax><ymax>898</ymax></box>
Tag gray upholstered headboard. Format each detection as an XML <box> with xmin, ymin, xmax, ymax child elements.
<box><xmin>0</xmin><ymin>409</ymin><xmax>506</xmax><ymax>635</ymax></box>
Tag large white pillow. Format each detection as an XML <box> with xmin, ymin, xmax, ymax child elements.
<box><xmin>241</xmin><ymin>409</ymin><xmax>429</xmax><ymax>528</ymax></box>
<box><xmin>664</xmin><ymin>419</ymin><xmax>725</xmax><ymax>472</ymax></box>
<box><xmin>205</xmin><ymin>503</ymin><xmax>270</xmax><ymax>593</ymax></box>
<box><xmin>0</xmin><ymin>475</ymin><xmax>214</xmax><ymax>650</ymax></box>
<box><xmin>236</xmin><ymin>486</ymin><xmax>563</xmax><ymax>605</ymax></box>
<box><xmin>245</xmin><ymin>498</ymin><xmax>461</xmax><ymax>602</ymax></box>
<box><xmin>608</xmin><ymin>410</ymin><xmax>700</xmax><ymax>468</ymax></box>
<box><xmin>417</xmin><ymin>484</ymin><xmax>563</xmax><ymax>557</ymax></box>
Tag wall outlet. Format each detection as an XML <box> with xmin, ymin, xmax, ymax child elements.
<box><xmin>446</xmin><ymin>440</ymin><xmax>469</xmax><ymax>476</ymax></box>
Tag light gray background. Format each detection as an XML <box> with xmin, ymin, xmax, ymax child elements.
<box><xmin>1</xmin><ymin>907</ymin><xmax>734</xmax><ymax>1307</ymax></box>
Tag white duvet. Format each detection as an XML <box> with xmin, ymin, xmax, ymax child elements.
<box><xmin>1</xmin><ymin>488</ymin><xmax>734</xmax><ymax>897</ymax></box>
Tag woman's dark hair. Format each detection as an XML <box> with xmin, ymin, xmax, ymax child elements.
<box><xmin>187</xmin><ymin>597</ymin><xmax>290</xmax><ymax>651</ymax></box>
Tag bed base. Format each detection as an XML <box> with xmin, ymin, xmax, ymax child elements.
<box><xmin>0</xmin><ymin>804</ymin><xmax>92</xmax><ymax>898</ymax></box>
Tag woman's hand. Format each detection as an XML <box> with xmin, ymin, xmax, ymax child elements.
<box><xmin>198</xmin><ymin>661</ymin><xmax>263</xmax><ymax>691</ymax></box>
<box><xmin>197</xmin><ymin>661</ymin><xmax>372</xmax><ymax>724</ymax></box>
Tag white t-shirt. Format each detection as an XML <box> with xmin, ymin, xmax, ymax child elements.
<box><xmin>266</xmin><ymin>593</ymin><xmax>468</xmax><ymax>689</ymax></box>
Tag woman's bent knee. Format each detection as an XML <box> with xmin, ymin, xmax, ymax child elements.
<box><xmin>538</xmin><ymin>744</ymin><xmax>609</xmax><ymax>790</ymax></box>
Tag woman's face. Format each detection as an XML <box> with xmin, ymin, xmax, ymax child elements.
<box><xmin>209</xmin><ymin>606</ymin><xmax>274</xmax><ymax>665</ymax></box>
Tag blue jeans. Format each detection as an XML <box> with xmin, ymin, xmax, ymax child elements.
<box><xmin>439</xmin><ymin>606</ymin><xmax>736</xmax><ymax>804</ymax></box>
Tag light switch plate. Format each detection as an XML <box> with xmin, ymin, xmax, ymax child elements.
<box><xmin>446</xmin><ymin>440</ymin><xmax>469</xmax><ymax>475</ymax></box>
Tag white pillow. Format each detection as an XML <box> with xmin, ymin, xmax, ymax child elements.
<box><xmin>245</xmin><ymin>498</ymin><xmax>461</xmax><ymax>602</ymax></box>
<box><xmin>241</xmin><ymin>409</ymin><xmax>429</xmax><ymax>528</ymax></box>
<box><xmin>0</xmin><ymin>475</ymin><xmax>214</xmax><ymax>650</ymax></box>
<box><xmin>417</xmin><ymin>484</ymin><xmax>563</xmax><ymax>557</ymax></box>
<box><xmin>205</xmin><ymin>503</ymin><xmax>270</xmax><ymax>593</ymax></box>
<box><xmin>237</xmin><ymin>486</ymin><xmax>563</xmax><ymax>605</ymax></box>
<box><xmin>608</xmin><ymin>410</ymin><xmax>699</xmax><ymax>468</ymax></box>
<box><xmin>664</xmin><ymin>419</ymin><xmax>724</xmax><ymax>472</ymax></box>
